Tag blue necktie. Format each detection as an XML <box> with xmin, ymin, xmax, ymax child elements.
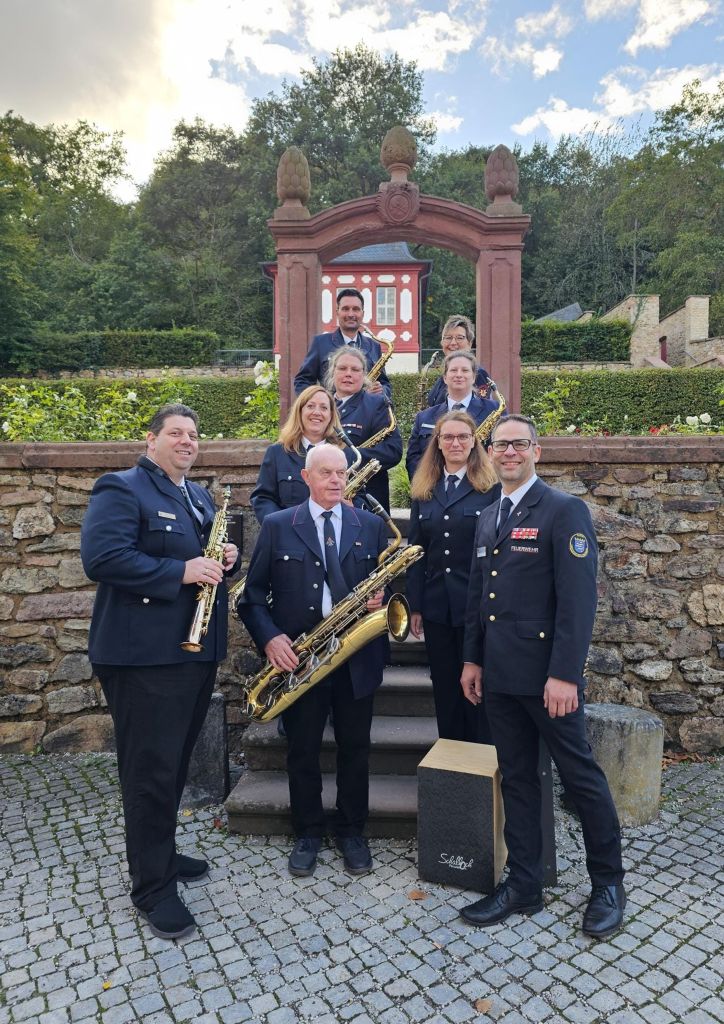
<box><xmin>322</xmin><ymin>511</ymin><xmax>348</xmax><ymax>602</ymax></box>
<box><xmin>445</xmin><ymin>475</ymin><xmax>458</xmax><ymax>502</ymax></box>
<box><xmin>498</xmin><ymin>497</ymin><xmax>513</xmax><ymax>532</ymax></box>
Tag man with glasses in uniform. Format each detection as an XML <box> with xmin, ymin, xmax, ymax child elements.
<box><xmin>459</xmin><ymin>414</ymin><xmax>625</xmax><ymax>939</ymax></box>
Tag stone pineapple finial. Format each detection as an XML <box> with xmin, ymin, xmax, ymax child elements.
<box><xmin>380</xmin><ymin>126</ymin><xmax>417</xmax><ymax>183</ymax></box>
<box><xmin>275</xmin><ymin>146</ymin><xmax>311</xmax><ymax>220</ymax></box>
<box><xmin>484</xmin><ymin>144</ymin><xmax>522</xmax><ymax>215</ymax></box>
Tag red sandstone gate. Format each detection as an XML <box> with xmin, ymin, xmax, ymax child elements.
<box><xmin>267</xmin><ymin>127</ymin><xmax>530</xmax><ymax>419</ymax></box>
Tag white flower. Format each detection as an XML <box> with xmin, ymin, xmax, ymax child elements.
<box><xmin>699</xmin><ymin>412</ymin><xmax>711</xmax><ymax>425</ymax></box>
<box><xmin>216</xmin><ymin>432</ymin><xmax>223</xmax><ymax>438</ymax></box>
<box><xmin>685</xmin><ymin>416</ymin><xmax>698</xmax><ymax>427</ymax></box>
<box><xmin>126</xmin><ymin>391</ymin><xmax>137</xmax><ymax>402</ymax></box>
<box><xmin>244</xmin><ymin>395</ymin><xmax>252</xmax><ymax>404</ymax></box>
<box><xmin>2</xmin><ymin>421</ymin><xmax>9</xmax><ymax>432</ymax></box>
<box><xmin>253</xmin><ymin>360</ymin><xmax>266</xmax><ymax>374</ymax></box>
<box><xmin>566</xmin><ymin>424</ymin><xmax>576</xmax><ymax>434</ymax></box>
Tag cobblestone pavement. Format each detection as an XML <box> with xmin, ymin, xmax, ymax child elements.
<box><xmin>1</xmin><ymin>754</ymin><xmax>722</xmax><ymax>1024</ymax></box>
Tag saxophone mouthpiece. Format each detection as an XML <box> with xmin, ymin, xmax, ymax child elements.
<box><xmin>363</xmin><ymin>493</ymin><xmax>391</xmax><ymax>523</ymax></box>
<box><xmin>335</xmin><ymin>426</ymin><xmax>354</xmax><ymax>447</ymax></box>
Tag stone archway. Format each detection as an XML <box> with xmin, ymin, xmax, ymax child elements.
<box><xmin>269</xmin><ymin>128</ymin><xmax>530</xmax><ymax>418</ymax></box>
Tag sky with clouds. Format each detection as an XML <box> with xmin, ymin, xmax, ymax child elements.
<box><xmin>1</xmin><ymin>0</ymin><xmax>721</xmax><ymax>198</ymax></box>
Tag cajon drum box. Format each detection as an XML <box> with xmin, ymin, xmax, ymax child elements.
<box><xmin>417</xmin><ymin>739</ymin><xmax>506</xmax><ymax>894</ymax></box>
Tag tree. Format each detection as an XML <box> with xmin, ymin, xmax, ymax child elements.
<box><xmin>0</xmin><ymin>139</ymin><xmax>37</xmax><ymax>367</ymax></box>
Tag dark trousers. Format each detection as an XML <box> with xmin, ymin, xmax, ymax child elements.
<box><xmin>97</xmin><ymin>661</ymin><xmax>216</xmax><ymax>910</ymax></box>
<box><xmin>281</xmin><ymin>665</ymin><xmax>374</xmax><ymax>838</ymax></box>
<box><xmin>485</xmin><ymin>689</ymin><xmax>623</xmax><ymax>893</ymax></box>
<box><xmin>424</xmin><ymin>619</ymin><xmax>491</xmax><ymax>744</ymax></box>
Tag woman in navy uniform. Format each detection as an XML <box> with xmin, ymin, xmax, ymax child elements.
<box><xmin>250</xmin><ymin>385</ymin><xmax>346</xmax><ymax>524</ymax></box>
<box><xmin>407</xmin><ymin>411</ymin><xmax>499</xmax><ymax>742</ymax></box>
<box><xmin>425</xmin><ymin>315</ymin><xmax>492</xmax><ymax>408</ymax></box>
<box><xmin>324</xmin><ymin>346</ymin><xmax>402</xmax><ymax>512</ymax></box>
<box><xmin>406</xmin><ymin>351</ymin><xmax>499</xmax><ymax>480</ymax></box>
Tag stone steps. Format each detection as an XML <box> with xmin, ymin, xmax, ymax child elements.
<box><xmin>226</xmin><ymin>771</ymin><xmax>418</xmax><ymax>839</ymax></box>
<box><xmin>373</xmin><ymin>665</ymin><xmax>434</xmax><ymax>717</ymax></box>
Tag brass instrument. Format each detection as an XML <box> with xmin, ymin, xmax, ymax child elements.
<box><xmin>227</xmin><ymin>570</ymin><xmax>246</xmax><ymax>607</ymax></box>
<box><xmin>344</xmin><ymin>458</ymin><xmax>381</xmax><ymax>501</ymax></box>
<box><xmin>474</xmin><ymin>381</ymin><xmax>507</xmax><ymax>445</ymax></box>
<box><xmin>361</xmin><ymin>398</ymin><xmax>397</xmax><ymax>449</ymax></box>
<box><xmin>361</xmin><ymin>325</ymin><xmax>394</xmax><ymax>382</ymax></box>
<box><xmin>417</xmin><ymin>349</ymin><xmax>442</xmax><ymax>411</ymax></box>
<box><xmin>181</xmin><ymin>486</ymin><xmax>231</xmax><ymax>652</ymax></box>
<box><xmin>362</xmin><ymin>492</ymin><xmax>403</xmax><ymax>563</ymax></box>
<box><xmin>241</xmin><ymin>542</ymin><xmax>424</xmax><ymax>722</ymax></box>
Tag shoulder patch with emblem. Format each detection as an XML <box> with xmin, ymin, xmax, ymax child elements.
<box><xmin>569</xmin><ymin>533</ymin><xmax>589</xmax><ymax>558</ymax></box>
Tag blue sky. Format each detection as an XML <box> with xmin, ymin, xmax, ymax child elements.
<box><xmin>1</xmin><ymin>0</ymin><xmax>721</xmax><ymax>197</ymax></box>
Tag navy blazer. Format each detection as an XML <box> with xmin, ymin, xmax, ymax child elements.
<box><xmin>250</xmin><ymin>443</ymin><xmax>355</xmax><ymax>525</ymax></box>
<box><xmin>293</xmin><ymin>328</ymin><xmax>392</xmax><ymax>399</ymax></box>
<box><xmin>463</xmin><ymin>478</ymin><xmax>598</xmax><ymax>696</ymax></box>
<box><xmin>427</xmin><ymin>366</ymin><xmax>492</xmax><ymax>408</ymax></box>
<box><xmin>337</xmin><ymin>390</ymin><xmax>403</xmax><ymax>511</ymax></box>
<box><xmin>237</xmin><ymin>501</ymin><xmax>389</xmax><ymax>699</ymax></box>
<box><xmin>81</xmin><ymin>456</ymin><xmax>238</xmax><ymax>666</ymax></box>
<box><xmin>407</xmin><ymin>477</ymin><xmax>500</xmax><ymax>626</ymax></box>
<box><xmin>405</xmin><ymin>394</ymin><xmax>499</xmax><ymax>481</ymax></box>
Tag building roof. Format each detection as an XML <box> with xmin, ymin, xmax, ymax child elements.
<box><xmin>534</xmin><ymin>302</ymin><xmax>584</xmax><ymax>323</ymax></box>
<box><xmin>331</xmin><ymin>242</ymin><xmax>423</xmax><ymax>264</ymax></box>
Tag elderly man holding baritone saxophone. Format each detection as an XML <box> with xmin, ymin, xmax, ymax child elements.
<box><xmin>81</xmin><ymin>404</ymin><xmax>239</xmax><ymax>942</ymax></box>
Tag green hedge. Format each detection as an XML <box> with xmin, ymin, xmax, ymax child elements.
<box><xmin>1</xmin><ymin>368</ymin><xmax>721</xmax><ymax>440</ymax></box>
<box><xmin>3</xmin><ymin>329</ymin><xmax>221</xmax><ymax>374</ymax></box>
<box><xmin>521</xmin><ymin>319</ymin><xmax>631</xmax><ymax>363</ymax></box>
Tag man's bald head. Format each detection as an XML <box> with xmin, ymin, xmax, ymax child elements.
<box><xmin>302</xmin><ymin>443</ymin><xmax>348</xmax><ymax>509</ymax></box>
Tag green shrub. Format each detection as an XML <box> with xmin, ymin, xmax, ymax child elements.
<box><xmin>2</xmin><ymin>329</ymin><xmax>220</xmax><ymax>374</ymax></box>
<box><xmin>521</xmin><ymin>319</ymin><xmax>631</xmax><ymax>363</ymax></box>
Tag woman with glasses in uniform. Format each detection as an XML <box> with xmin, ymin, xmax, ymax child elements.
<box><xmin>407</xmin><ymin>411</ymin><xmax>499</xmax><ymax>742</ymax></box>
<box><xmin>406</xmin><ymin>351</ymin><xmax>499</xmax><ymax>481</ymax></box>
<box><xmin>426</xmin><ymin>315</ymin><xmax>492</xmax><ymax>407</ymax></box>
<box><xmin>250</xmin><ymin>385</ymin><xmax>345</xmax><ymax>524</ymax></box>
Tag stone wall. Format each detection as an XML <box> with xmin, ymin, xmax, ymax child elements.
<box><xmin>602</xmin><ymin>295</ymin><xmax>661</xmax><ymax>367</ymax></box>
<box><xmin>659</xmin><ymin>296</ymin><xmax>710</xmax><ymax>366</ymax></box>
<box><xmin>1</xmin><ymin>437</ymin><xmax>723</xmax><ymax>754</ymax></box>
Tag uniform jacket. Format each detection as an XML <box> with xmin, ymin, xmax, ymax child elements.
<box><xmin>81</xmin><ymin>456</ymin><xmax>239</xmax><ymax>666</ymax></box>
<box><xmin>293</xmin><ymin>328</ymin><xmax>392</xmax><ymax>399</ymax></box>
<box><xmin>427</xmin><ymin>366</ymin><xmax>492</xmax><ymax>407</ymax></box>
<box><xmin>337</xmin><ymin>390</ymin><xmax>403</xmax><ymax>510</ymax></box>
<box><xmin>405</xmin><ymin>394</ymin><xmax>499</xmax><ymax>482</ymax></box>
<box><xmin>462</xmin><ymin>478</ymin><xmax>598</xmax><ymax>695</ymax></box>
<box><xmin>250</xmin><ymin>443</ymin><xmax>355</xmax><ymax>525</ymax></box>
<box><xmin>237</xmin><ymin>500</ymin><xmax>389</xmax><ymax>699</ymax></box>
<box><xmin>407</xmin><ymin>477</ymin><xmax>500</xmax><ymax>626</ymax></box>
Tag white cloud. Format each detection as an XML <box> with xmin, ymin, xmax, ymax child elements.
<box><xmin>515</xmin><ymin>4</ymin><xmax>574</xmax><ymax>38</ymax></box>
<box><xmin>483</xmin><ymin>39</ymin><xmax>564</xmax><ymax>77</ymax></box>
<box><xmin>584</xmin><ymin>0</ymin><xmax>636</xmax><ymax>19</ymax></box>
<box><xmin>428</xmin><ymin>111</ymin><xmax>464</xmax><ymax>133</ymax></box>
<box><xmin>624</xmin><ymin>0</ymin><xmax>718</xmax><ymax>54</ymax></box>
<box><xmin>598</xmin><ymin>63</ymin><xmax>724</xmax><ymax>115</ymax></box>
<box><xmin>512</xmin><ymin>97</ymin><xmax>618</xmax><ymax>136</ymax></box>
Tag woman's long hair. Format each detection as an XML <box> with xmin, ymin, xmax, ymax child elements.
<box><xmin>323</xmin><ymin>345</ymin><xmax>371</xmax><ymax>394</ymax></box>
<box><xmin>410</xmin><ymin>411</ymin><xmax>497</xmax><ymax>500</ymax></box>
<box><xmin>277</xmin><ymin>386</ymin><xmax>343</xmax><ymax>454</ymax></box>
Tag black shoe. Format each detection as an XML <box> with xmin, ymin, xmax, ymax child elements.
<box><xmin>288</xmin><ymin>837</ymin><xmax>322</xmax><ymax>877</ymax></box>
<box><xmin>336</xmin><ymin>836</ymin><xmax>373</xmax><ymax>875</ymax></box>
<box><xmin>177</xmin><ymin>853</ymin><xmax>209</xmax><ymax>881</ymax></box>
<box><xmin>582</xmin><ymin>884</ymin><xmax>626</xmax><ymax>939</ymax></box>
<box><xmin>460</xmin><ymin>881</ymin><xmax>543</xmax><ymax>927</ymax></box>
<box><xmin>139</xmin><ymin>894</ymin><xmax>196</xmax><ymax>940</ymax></box>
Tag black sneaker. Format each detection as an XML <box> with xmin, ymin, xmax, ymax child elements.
<box><xmin>336</xmin><ymin>836</ymin><xmax>372</xmax><ymax>875</ymax></box>
<box><xmin>288</xmin><ymin>837</ymin><xmax>322</xmax><ymax>877</ymax></box>
<box><xmin>176</xmin><ymin>853</ymin><xmax>209</xmax><ymax>881</ymax></box>
<box><xmin>139</xmin><ymin>894</ymin><xmax>196</xmax><ymax>940</ymax></box>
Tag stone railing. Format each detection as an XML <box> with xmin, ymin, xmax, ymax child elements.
<box><xmin>1</xmin><ymin>437</ymin><xmax>722</xmax><ymax>754</ymax></box>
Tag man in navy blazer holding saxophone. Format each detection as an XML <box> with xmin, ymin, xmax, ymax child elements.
<box><xmin>460</xmin><ymin>414</ymin><xmax>625</xmax><ymax>939</ymax></box>
<box><xmin>81</xmin><ymin>404</ymin><xmax>239</xmax><ymax>941</ymax></box>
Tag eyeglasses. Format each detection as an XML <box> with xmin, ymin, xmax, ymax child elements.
<box><xmin>439</xmin><ymin>433</ymin><xmax>474</xmax><ymax>445</ymax></box>
<box><xmin>490</xmin><ymin>439</ymin><xmax>534</xmax><ymax>453</ymax></box>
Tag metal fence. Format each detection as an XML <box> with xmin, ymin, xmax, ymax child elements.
<box><xmin>216</xmin><ymin>349</ymin><xmax>274</xmax><ymax>368</ymax></box>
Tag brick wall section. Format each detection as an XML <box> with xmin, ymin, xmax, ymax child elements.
<box><xmin>1</xmin><ymin>437</ymin><xmax>723</xmax><ymax>753</ymax></box>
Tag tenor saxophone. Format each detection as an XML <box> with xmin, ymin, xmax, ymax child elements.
<box><xmin>474</xmin><ymin>381</ymin><xmax>507</xmax><ymax>445</ymax></box>
<box><xmin>417</xmin><ymin>349</ymin><xmax>442</xmax><ymax>411</ymax></box>
<box><xmin>181</xmin><ymin>486</ymin><xmax>231</xmax><ymax>653</ymax></box>
<box><xmin>361</xmin><ymin>325</ymin><xmax>394</xmax><ymax>382</ymax></box>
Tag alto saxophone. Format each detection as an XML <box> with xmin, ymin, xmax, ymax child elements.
<box><xmin>417</xmin><ymin>349</ymin><xmax>442</xmax><ymax>411</ymax></box>
<box><xmin>361</xmin><ymin>325</ymin><xmax>394</xmax><ymax>382</ymax></box>
<box><xmin>474</xmin><ymin>381</ymin><xmax>507</xmax><ymax>445</ymax></box>
<box><xmin>181</xmin><ymin>486</ymin><xmax>231</xmax><ymax>653</ymax></box>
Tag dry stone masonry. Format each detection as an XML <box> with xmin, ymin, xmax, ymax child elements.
<box><xmin>0</xmin><ymin>437</ymin><xmax>722</xmax><ymax>754</ymax></box>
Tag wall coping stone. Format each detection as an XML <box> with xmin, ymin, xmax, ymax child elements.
<box><xmin>1</xmin><ymin>435</ymin><xmax>722</xmax><ymax>470</ymax></box>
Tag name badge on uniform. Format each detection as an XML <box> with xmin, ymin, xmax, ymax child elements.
<box><xmin>158</xmin><ymin>511</ymin><xmax>176</xmax><ymax>520</ymax></box>
<box><xmin>511</xmin><ymin>527</ymin><xmax>538</xmax><ymax>539</ymax></box>
<box><xmin>477</xmin><ymin>546</ymin><xmax>487</xmax><ymax>557</ymax></box>
<box><xmin>422</xmin><ymin>422</ymin><xmax>435</xmax><ymax>429</ymax></box>
<box><xmin>354</xmin><ymin>540</ymin><xmax>362</xmax><ymax>546</ymax></box>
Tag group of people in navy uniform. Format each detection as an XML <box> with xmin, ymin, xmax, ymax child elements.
<box><xmin>82</xmin><ymin>286</ymin><xmax>625</xmax><ymax>944</ymax></box>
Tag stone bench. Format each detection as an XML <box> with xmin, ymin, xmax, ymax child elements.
<box><xmin>585</xmin><ymin>703</ymin><xmax>664</xmax><ymax>826</ymax></box>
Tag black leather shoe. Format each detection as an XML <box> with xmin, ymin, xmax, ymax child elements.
<box><xmin>139</xmin><ymin>894</ymin><xmax>196</xmax><ymax>940</ymax></box>
<box><xmin>336</xmin><ymin>836</ymin><xmax>373</xmax><ymax>875</ymax></box>
<box><xmin>582</xmin><ymin>884</ymin><xmax>626</xmax><ymax>939</ymax></box>
<box><xmin>288</xmin><ymin>837</ymin><xmax>322</xmax><ymax>877</ymax></box>
<box><xmin>177</xmin><ymin>853</ymin><xmax>209</xmax><ymax>881</ymax></box>
<box><xmin>461</xmin><ymin>881</ymin><xmax>543</xmax><ymax>927</ymax></box>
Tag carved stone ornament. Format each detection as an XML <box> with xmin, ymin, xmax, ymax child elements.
<box><xmin>484</xmin><ymin>144</ymin><xmax>519</xmax><ymax>201</ymax></box>
<box><xmin>380</xmin><ymin>126</ymin><xmax>417</xmax><ymax>183</ymax></box>
<box><xmin>276</xmin><ymin>146</ymin><xmax>311</xmax><ymax>206</ymax></box>
<box><xmin>376</xmin><ymin>182</ymin><xmax>420</xmax><ymax>225</ymax></box>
